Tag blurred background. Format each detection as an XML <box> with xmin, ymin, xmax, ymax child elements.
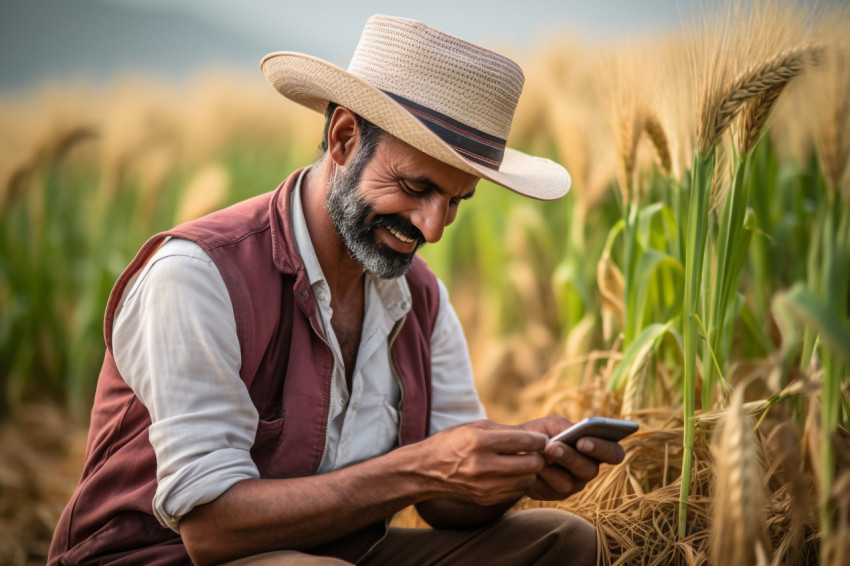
<box><xmin>1</xmin><ymin>1</ymin><xmax>849</xmax><ymax>565</ymax></box>
<box><xmin>2</xmin><ymin>0</ymin><xmax>687</xmax><ymax>91</ymax></box>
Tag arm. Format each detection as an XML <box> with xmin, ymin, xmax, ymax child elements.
<box><xmin>416</xmin><ymin>281</ymin><xmax>511</xmax><ymax>529</ymax></box>
<box><xmin>181</xmin><ymin>422</ymin><xmax>549</xmax><ymax>565</ymax></box>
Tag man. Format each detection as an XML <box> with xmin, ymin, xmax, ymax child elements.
<box><xmin>49</xmin><ymin>15</ymin><xmax>624</xmax><ymax>566</ymax></box>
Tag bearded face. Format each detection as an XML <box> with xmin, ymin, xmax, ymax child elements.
<box><xmin>325</xmin><ymin>144</ymin><xmax>425</xmax><ymax>280</ymax></box>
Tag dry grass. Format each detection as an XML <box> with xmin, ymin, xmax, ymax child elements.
<box><xmin>0</xmin><ymin>405</ymin><xmax>86</xmax><ymax>566</ymax></box>
<box><xmin>509</xmin><ymin>402</ymin><xmax>830</xmax><ymax>565</ymax></box>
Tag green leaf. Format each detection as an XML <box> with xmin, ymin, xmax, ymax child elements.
<box><xmin>774</xmin><ymin>283</ymin><xmax>850</xmax><ymax>362</ymax></box>
<box><xmin>609</xmin><ymin>321</ymin><xmax>674</xmax><ymax>392</ymax></box>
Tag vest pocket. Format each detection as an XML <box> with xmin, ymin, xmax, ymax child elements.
<box><xmin>251</xmin><ymin>415</ymin><xmax>284</xmax><ymax>473</ymax></box>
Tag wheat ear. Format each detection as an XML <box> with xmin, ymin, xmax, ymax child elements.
<box><xmin>616</xmin><ymin>111</ymin><xmax>642</xmax><ymax>205</ymax></box>
<box><xmin>643</xmin><ymin>114</ymin><xmax>672</xmax><ymax>175</ymax></box>
<box><xmin>711</xmin><ymin>386</ymin><xmax>767</xmax><ymax>565</ymax></box>
<box><xmin>819</xmin><ymin>51</ymin><xmax>850</xmax><ymax>194</ymax></box>
<box><xmin>699</xmin><ymin>45</ymin><xmax>822</xmax><ymax>155</ymax></box>
<box><xmin>737</xmin><ymin>84</ymin><xmax>785</xmax><ymax>156</ymax></box>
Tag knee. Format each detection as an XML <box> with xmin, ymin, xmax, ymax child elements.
<box><xmin>510</xmin><ymin>508</ymin><xmax>597</xmax><ymax>566</ymax></box>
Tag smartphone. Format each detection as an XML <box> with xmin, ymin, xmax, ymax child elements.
<box><xmin>550</xmin><ymin>417</ymin><xmax>638</xmax><ymax>447</ymax></box>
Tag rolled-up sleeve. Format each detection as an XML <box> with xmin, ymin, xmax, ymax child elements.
<box><xmin>428</xmin><ymin>279</ymin><xmax>487</xmax><ymax>435</ymax></box>
<box><xmin>112</xmin><ymin>238</ymin><xmax>259</xmax><ymax>533</ymax></box>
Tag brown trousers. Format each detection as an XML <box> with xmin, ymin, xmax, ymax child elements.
<box><xmin>223</xmin><ymin>509</ymin><xmax>597</xmax><ymax>566</ymax></box>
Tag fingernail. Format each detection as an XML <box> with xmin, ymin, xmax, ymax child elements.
<box><xmin>553</xmin><ymin>444</ymin><xmax>565</xmax><ymax>458</ymax></box>
<box><xmin>579</xmin><ymin>439</ymin><xmax>594</xmax><ymax>452</ymax></box>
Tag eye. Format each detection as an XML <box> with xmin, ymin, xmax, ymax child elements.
<box><xmin>399</xmin><ymin>179</ymin><xmax>425</xmax><ymax>196</ymax></box>
<box><xmin>452</xmin><ymin>190</ymin><xmax>475</xmax><ymax>207</ymax></box>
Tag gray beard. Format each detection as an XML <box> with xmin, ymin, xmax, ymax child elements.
<box><xmin>325</xmin><ymin>153</ymin><xmax>424</xmax><ymax>280</ymax></box>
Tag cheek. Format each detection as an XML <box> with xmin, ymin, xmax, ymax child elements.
<box><xmin>372</xmin><ymin>194</ymin><xmax>420</xmax><ymax>219</ymax></box>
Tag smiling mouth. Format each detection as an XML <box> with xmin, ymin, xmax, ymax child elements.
<box><xmin>385</xmin><ymin>226</ymin><xmax>417</xmax><ymax>244</ymax></box>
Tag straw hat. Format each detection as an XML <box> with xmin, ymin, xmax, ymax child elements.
<box><xmin>261</xmin><ymin>14</ymin><xmax>570</xmax><ymax>200</ymax></box>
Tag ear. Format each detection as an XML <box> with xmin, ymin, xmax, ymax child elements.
<box><xmin>326</xmin><ymin>107</ymin><xmax>361</xmax><ymax>167</ymax></box>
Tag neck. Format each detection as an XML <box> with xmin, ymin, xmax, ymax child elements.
<box><xmin>301</xmin><ymin>163</ymin><xmax>366</xmax><ymax>301</ymax></box>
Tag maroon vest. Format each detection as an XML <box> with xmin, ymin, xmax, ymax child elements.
<box><xmin>49</xmin><ymin>170</ymin><xmax>440</xmax><ymax>565</ymax></box>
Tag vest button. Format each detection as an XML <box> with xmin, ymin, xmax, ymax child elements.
<box><xmin>297</xmin><ymin>290</ymin><xmax>308</xmax><ymax>300</ymax></box>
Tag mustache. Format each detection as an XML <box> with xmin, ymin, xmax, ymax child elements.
<box><xmin>371</xmin><ymin>214</ymin><xmax>425</xmax><ymax>246</ymax></box>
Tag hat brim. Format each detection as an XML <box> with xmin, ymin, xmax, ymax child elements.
<box><xmin>260</xmin><ymin>52</ymin><xmax>570</xmax><ymax>201</ymax></box>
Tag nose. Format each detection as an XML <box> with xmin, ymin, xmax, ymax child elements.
<box><xmin>412</xmin><ymin>198</ymin><xmax>449</xmax><ymax>244</ymax></box>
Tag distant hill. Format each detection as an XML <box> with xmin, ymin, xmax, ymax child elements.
<box><xmin>0</xmin><ymin>0</ymin><xmax>270</xmax><ymax>91</ymax></box>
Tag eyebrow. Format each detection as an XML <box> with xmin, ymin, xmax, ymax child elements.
<box><xmin>407</xmin><ymin>175</ymin><xmax>477</xmax><ymax>200</ymax></box>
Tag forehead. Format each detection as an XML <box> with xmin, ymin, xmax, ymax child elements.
<box><xmin>371</xmin><ymin>134</ymin><xmax>480</xmax><ymax>194</ymax></box>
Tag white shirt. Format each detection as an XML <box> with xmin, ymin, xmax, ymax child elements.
<box><xmin>112</xmin><ymin>171</ymin><xmax>486</xmax><ymax>532</ymax></box>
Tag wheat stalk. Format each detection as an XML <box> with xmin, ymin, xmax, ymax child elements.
<box><xmin>709</xmin><ymin>141</ymin><xmax>731</xmax><ymax>212</ymax></box>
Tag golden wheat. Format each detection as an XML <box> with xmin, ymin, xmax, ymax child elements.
<box><xmin>737</xmin><ymin>84</ymin><xmax>785</xmax><ymax>155</ymax></box>
<box><xmin>807</xmin><ymin>22</ymin><xmax>850</xmax><ymax>198</ymax></box>
<box><xmin>643</xmin><ymin>113</ymin><xmax>673</xmax><ymax>175</ymax></box>
<box><xmin>711</xmin><ymin>387</ymin><xmax>768</xmax><ymax>565</ymax></box>
<box><xmin>699</xmin><ymin>46</ymin><xmax>820</xmax><ymax>156</ymax></box>
<box><xmin>764</xmin><ymin>419</ymin><xmax>811</xmax><ymax>563</ymax></box>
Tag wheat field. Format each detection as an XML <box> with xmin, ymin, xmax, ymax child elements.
<box><xmin>1</xmin><ymin>1</ymin><xmax>849</xmax><ymax>564</ymax></box>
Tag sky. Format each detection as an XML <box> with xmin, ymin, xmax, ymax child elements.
<box><xmin>2</xmin><ymin>0</ymin><xmax>847</xmax><ymax>92</ymax></box>
<box><xmin>0</xmin><ymin>0</ymin><xmax>692</xmax><ymax>91</ymax></box>
<box><xmin>108</xmin><ymin>0</ymin><xmax>687</xmax><ymax>55</ymax></box>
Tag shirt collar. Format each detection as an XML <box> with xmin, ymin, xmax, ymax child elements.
<box><xmin>290</xmin><ymin>168</ymin><xmax>412</xmax><ymax>321</ymax></box>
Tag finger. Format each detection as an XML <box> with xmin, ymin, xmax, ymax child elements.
<box><xmin>526</xmin><ymin>478</ymin><xmax>563</xmax><ymax>501</ymax></box>
<box><xmin>482</xmin><ymin>453</ymin><xmax>546</xmax><ymax>476</ymax></box>
<box><xmin>576</xmin><ymin>437</ymin><xmax>626</xmax><ymax>465</ymax></box>
<box><xmin>543</xmin><ymin>442</ymin><xmax>600</xmax><ymax>482</ymax></box>
<box><xmin>484</xmin><ymin>429</ymin><xmax>549</xmax><ymax>454</ymax></box>
<box><xmin>537</xmin><ymin>465</ymin><xmax>582</xmax><ymax>497</ymax></box>
<box><xmin>521</xmin><ymin>415</ymin><xmax>574</xmax><ymax>437</ymax></box>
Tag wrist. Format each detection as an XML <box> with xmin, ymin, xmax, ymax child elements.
<box><xmin>388</xmin><ymin>440</ymin><xmax>450</xmax><ymax>502</ymax></box>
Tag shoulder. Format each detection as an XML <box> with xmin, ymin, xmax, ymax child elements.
<box><xmin>169</xmin><ymin>191</ymin><xmax>276</xmax><ymax>249</ymax></box>
<box><xmin>122</xmin><ymin>238</ymin><xmax>226</xmax><ymax>307</ymax></box>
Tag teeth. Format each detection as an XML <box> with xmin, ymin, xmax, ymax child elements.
<box><xmin>386</xmin><ymin>226</ymin><xmax>415</xmax><ymax>243</ymax></box>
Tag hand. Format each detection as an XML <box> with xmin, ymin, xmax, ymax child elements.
<box><xmin>420</xmin><ymin>420</ymin><xmax>548</xmax><ymax>507</ymax></box>
<box><xmin>519</xmin><ymin>416</ymin><xmax>626</xmax><ymax>501</ymax></box>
